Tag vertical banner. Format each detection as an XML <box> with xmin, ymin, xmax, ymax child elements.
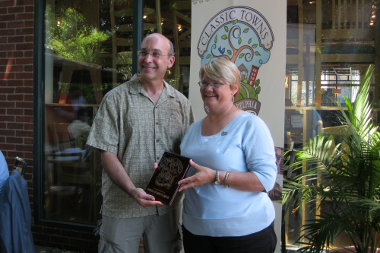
<box><xmin>190</xmin><ymin>1</ymin><xmax>286</xmax><ymax>252</ymax></box>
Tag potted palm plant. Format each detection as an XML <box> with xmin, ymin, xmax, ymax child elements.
<box><xmin>283</xmin><ymin>65</ymin><xmax>380</xmax><ymax>253</ymax></box>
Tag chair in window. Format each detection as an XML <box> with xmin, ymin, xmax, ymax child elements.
<box><xmin>46</xmin><ymin>152</ymin><xmax>97</xmax><ymax>222</ymax></box>
<box><xmin>53</xmin><ymin>122</ymin><xmax>76</xmax><ymax>152</ymax></box>
<box><xmin>13</xmin><ymin>157</ymin><xmax>27</xmax><ymax>178</ymax></box>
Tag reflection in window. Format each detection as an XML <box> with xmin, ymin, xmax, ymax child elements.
<box><xmin>285</xmin><ymin>0</ymin><xmax>378</xmax><ymax>250</ymax></box>
<box><xmin>43</xmin><ymin>0</ymin><xmax>192</xmax><ymax>225</ymax></box>
<box><xmin>44</xmin><ymin>0</ymin><xmax>117</xmax><ymax>224</ymax></box>
<box><xmin>321</xmin><ymin>67</ymin><xmax>360</xmax><ymax>106</ymax></box>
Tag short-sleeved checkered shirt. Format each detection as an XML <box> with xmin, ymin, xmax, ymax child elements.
<box><xmin>87</xmin><ymin>74</ymin><xmax>194</xmax><ymax>218</ymax></box>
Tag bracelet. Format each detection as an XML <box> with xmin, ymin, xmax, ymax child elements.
<box><xmin>224</xmin><ymin>172</ymin><xmax>231</xmax><ymax>188</ymax></box>
<box><xmin>213</xmin><ymin>170</ymin><xmax>221</xmax><ymax>185</ymax></box>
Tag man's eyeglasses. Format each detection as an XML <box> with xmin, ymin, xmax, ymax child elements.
<box><xmin>198</xmin><ymin>82</ymin><xmax>226</xmax><ymax>89</ymax></box>
<box><xmin>137</xmin><ymin>51</ymin><xmax>171</xmax><ymax>58</ymax></box>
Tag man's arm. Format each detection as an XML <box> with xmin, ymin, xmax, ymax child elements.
<box><xmin>100</xmin><ymin>150</ymin><xmax>163</xmax><ymax>208</ymax></box>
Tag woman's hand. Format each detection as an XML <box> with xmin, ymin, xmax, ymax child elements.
<box><xmin>178</xmin><ymin>160</ymin><xmax>215</xmax><ymax>191</ymax></box>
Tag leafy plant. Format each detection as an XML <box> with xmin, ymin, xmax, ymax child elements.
<box><xmin>283</xmin><ymin>65</ymin><xmax>380</xmax><ymax>253</ymax></box>
<box><xmin>45</xmin><ymin>5</ymin><xmax>110</xmax><ymax>64</ymax></box>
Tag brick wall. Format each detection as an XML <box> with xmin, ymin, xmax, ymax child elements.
<box><xmin>0</xmin><ymin>1</ymin><xmax>98</xmax><ymax>252</ymax></box>
<box><xmin>0</xmin><ymin>0</ymin><xmax>34</xmax><ymax>189</ymax></box>
<box><xmin>32</xmin><ymin>226</ymin><xmax>99</xmax><ymax>252</ymax></box>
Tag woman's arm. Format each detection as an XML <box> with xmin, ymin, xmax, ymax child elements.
<box><xmin>178</xmin><ymin>160</ymin><xmax>265</xmax><ymax>192</ymax></box>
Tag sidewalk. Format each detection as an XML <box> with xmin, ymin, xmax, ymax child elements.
<box><xmin>34</xmin><ymin>245</ymin><xmax>78</xmax><ymax>253</ymax></box>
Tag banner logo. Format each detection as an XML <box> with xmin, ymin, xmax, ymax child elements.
<box><xmin>198</xmin><ymin>6</ymin><xmax>274</xmax><ymax>115</ymax></box>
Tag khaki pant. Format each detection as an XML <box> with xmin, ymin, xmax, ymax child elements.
<box><xmin>99</xmin><ymin>210</ymin><xmax>182</xmax><ymax>253</ymax></box>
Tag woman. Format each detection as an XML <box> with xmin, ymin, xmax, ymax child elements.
<box><xmin>178</xmin><ymin>58</ymin><xmax>277</xmax><ymax>253</ymax></box>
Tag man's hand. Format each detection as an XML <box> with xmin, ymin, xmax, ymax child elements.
<box><xmin>101</xmin><ymin>151</ymin><xmax>163</xmax><ymax>208</ymax></box>
<box><xmin>130</xmin><ymin>188</ymin><xmax>163</xmax><ymax>209</ymax></box>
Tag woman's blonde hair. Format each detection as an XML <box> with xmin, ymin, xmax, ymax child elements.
<box><xmin>199</xmin><ymin>58</ymin><xmax>240</xmax><ymax>90</ymax></box>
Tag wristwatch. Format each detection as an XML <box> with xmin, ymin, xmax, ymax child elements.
<box><xmin>214</xmin><ymin>170</ymin><xmax>221</xmax><ymax>185</ymax></box>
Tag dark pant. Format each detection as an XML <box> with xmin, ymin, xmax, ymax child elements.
<box><xmin>183</xmin><ymin>222</ymin><xmax>277</xmax><ymax>253</ymax></box>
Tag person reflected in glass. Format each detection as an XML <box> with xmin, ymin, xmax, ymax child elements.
<box><xmin>68</xmin><ymin>86</ymin><xmax>87</xmax><ymax>111</ymax></box>
<box><xmin>178</xmin><ymin>58</ymin><xmax>277</xmax><ymax>253</ymax></box>
<box><xmin>68</xmin><ymin>107</ymin><xmax>91</xmax><ymax>150</ymax></box>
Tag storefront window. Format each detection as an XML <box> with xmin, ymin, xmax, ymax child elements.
<box><xmin>284</xmin><ymin>0</ymin><xmax>379</xmax><ymax>250</ymax></box>
<box><xmin>42</xmin><ymin>0</ymin><xmax>191</xmax><ymax>225</ymax></box>
<box><xmin>39</xmin><ymin>0</ymin><xmax>379</xmax><ymax>249</ymax></box>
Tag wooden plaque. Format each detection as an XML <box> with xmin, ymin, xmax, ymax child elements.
<box><xmin>146</xmin><ymin>151</ymin><xmax>191</xmax><ymax>205</ymax></box>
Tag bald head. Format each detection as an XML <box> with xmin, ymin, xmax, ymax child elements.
<box><xmin>138</xmin><ymin>33</ymin><xmax>175</xmax><ymax>84</ymax></box>
<box><xmin>142</xmin><ymin>33</ymin><xmax>174</xmax><ymax>58</ymax></box>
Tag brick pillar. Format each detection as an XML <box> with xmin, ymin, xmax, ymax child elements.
<box><xmin>0</xmin><ymin>0</ymin><xmax>35</xmax><ymax>211</ymax></box>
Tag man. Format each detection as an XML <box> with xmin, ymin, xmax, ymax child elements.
<box><xmin>86</xmin><ymin>33</ymin><xmax>194</xmax><ymax>253</ymax></box>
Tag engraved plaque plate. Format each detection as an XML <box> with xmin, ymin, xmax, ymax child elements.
<box><xmin>146</xmin><ymin>151</ymin><xmax>191</xmax><ymax>205</ymax></box>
